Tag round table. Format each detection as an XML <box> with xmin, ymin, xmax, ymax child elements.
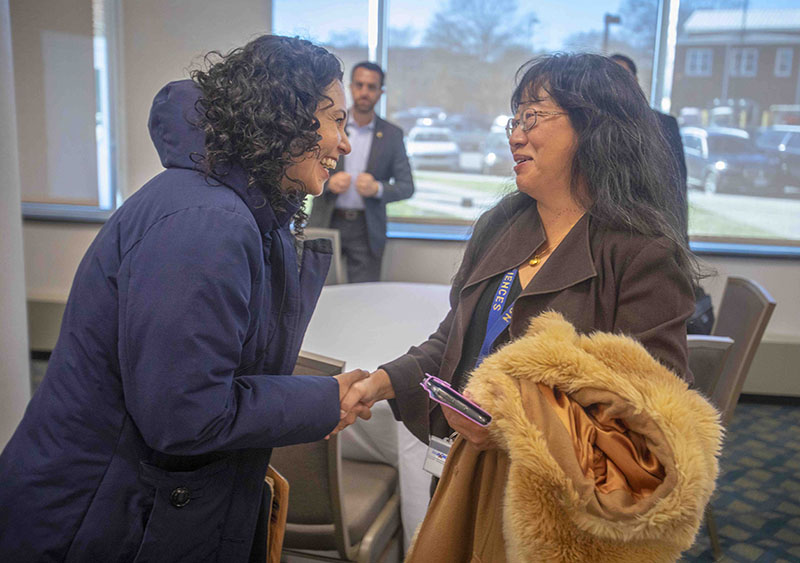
<box><xmin>301</xmin><ymin>282</ymin><xmax>451</xmax><ymax>550</ymax></box>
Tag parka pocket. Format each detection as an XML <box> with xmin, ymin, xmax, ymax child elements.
<box><xmin>133</xmin><ymin>457</ymin><xmax>235</xmax><ymax>563</ymax></box>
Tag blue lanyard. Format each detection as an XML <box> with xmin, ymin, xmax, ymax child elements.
<box><xmin>478</xmin><ymin>269</ymin><xmax>517</xmax><ymax>364</ymax></box>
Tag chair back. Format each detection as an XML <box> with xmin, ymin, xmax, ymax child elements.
<box><xmin>687</xmin><ymin>335</ymin><xmax>734</xmax><ymax>398</ymax></box>
<box><xmin>711</xmin><ymin>276</ymin><xmax>776</xmax><ymax>426</ymax></box>
<box><xmin>269</xmin><ymin>351</ymin><xmax>355</xmax><ymax>559</ymax></box>
<box><xmin>305</xmin><ymin>227</ymin><xmax>346</xmax><ymax>285</ymax></box>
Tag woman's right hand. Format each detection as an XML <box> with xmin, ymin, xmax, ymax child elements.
<box><xmin>328</xmin><ymin>369</ymin><xmax>395</xmax><ymax>436</ymax></box>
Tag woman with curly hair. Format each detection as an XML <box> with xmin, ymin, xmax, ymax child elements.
<box><xmin>0</xmin><ymin>35</ymin><xmax>368</xmax><ymax>562</ymax></box>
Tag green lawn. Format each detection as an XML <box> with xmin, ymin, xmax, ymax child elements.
<box><xmin>311</xmin><ymin>170</ymin><xmax>794</xmax><ymax>241</ymax></box>
<box><xmin>413</xmin><ymin>170</ymin><xmax>516</xmax><ymax>195</ymax></box>
<box><xmin>688</xmin><ymin>204</ymin><xmax>779</xmax><ymax>239</ymax></box>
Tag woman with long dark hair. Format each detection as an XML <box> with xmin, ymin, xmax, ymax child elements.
<box><xmin>0</xmin><ymin>35</ymin><xmax>370</xmax><ymax>562</ymax></box>
<box><xmin>342</xmin><ymin>52</ymin><xmax>696</xmax><ymax>439</ymax></box>
<box><xmin>339</xmin><ymin>53</ymin><xmax>711</xmax><ymax>560</ymax></box>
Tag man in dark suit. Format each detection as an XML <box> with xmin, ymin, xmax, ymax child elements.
<box><xmin>611</xmin><ymin>53</ymin><xmax>714</xmax><ymax>334</ymax></box>
<box><xmin>308</xmin><ymin>62</ymin><xmax>414</xmax><ymax>282</ymax></box>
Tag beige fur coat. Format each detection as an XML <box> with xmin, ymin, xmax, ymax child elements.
<box><xmin>406</xmin><ymin>313</ymin><xmax>722</xmax><ymax>563</ymax></box>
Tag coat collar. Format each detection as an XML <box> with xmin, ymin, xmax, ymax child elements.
<box><xmin>210</xmin><ymin>164</ymin><xmax>300</xmax><ymax>234</ymax></box>
<box><xmin>463</xmin><ymin>203</ymin><xmax>597</xmax><ymax>297</ymax></box>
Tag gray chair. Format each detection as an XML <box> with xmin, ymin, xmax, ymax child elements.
<box><xmin>305</xmin><ymin>228</ymin><xmax>347</xmax><ymax>285</ymax></box>
<box><xmin>694</xmin><ymin>277</ymin><xmax>775</xmax><ymax>561</ymax></box>
<box><xmin>687</xmin><ymin>335</ymin><xmax>734</xmax><ymax>399</ymax></box>
<box><xmin>709</xmin><ymin>276</ymin><xmax>776</xmax><ymax>427</ymax></box>
<box><xmin>687</xmin><ymin>334</ymin><xmax>734</xmax><ymax>561</ymax></box>
<box><xmin>271</xmin><ymin>351</ymin><xmax>402</xmax><ymax>563</ymax></box>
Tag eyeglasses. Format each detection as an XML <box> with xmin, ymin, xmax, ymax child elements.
<box><xmin>505</xmin><ymin>109</ymin><xmax>567</xmax><ymax>138</ymax></box>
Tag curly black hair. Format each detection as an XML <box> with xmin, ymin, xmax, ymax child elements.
<box><xmin>190</xmin><ymin>35</ymin><xmax>343</xmax><ymax>235</ymax></box>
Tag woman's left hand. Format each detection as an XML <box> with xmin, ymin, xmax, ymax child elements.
<box><xmin>441</xmin><ymin>392</ymin><xmax>495</xmax><ymax>451</ymax></box>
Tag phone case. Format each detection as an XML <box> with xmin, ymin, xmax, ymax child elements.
<box><xmin>420</xmin><ymin>373</ymin><xmax>492</xmax><ymax>427</ymax></box>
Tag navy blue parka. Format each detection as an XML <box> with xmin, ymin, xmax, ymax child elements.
<box><xmin>0</xmin><ymin>80</ymin><xmax>340</xmax><ymax>562</ymax></box>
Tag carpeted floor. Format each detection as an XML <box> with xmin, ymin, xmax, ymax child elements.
<box><xmin>683</xmin><ymin>401</ymin><xmax>800</xmax><ymax>562</ymax></box>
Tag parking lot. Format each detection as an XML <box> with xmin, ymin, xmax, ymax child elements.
<box><xmin>387</xmin><ymin>170</ymin><xmax>800</xmax><ymax>241</ymax></box>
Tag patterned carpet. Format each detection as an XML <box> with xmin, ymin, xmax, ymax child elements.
<box><xmin>683</xmin><ymin>401</ymin><xmax>800</xmax><ymax>562</ymax></box>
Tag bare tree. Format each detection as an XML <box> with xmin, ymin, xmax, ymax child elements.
<box><xmin>423</xmin><ymin>0</ymin><xmax>536</xmax><ymax>63</ymax></box>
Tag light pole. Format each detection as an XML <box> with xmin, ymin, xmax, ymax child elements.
<box><xmin>603</xmin><ymin>13</ymin><xmax>621</xmax><ymax>54</ymax></box>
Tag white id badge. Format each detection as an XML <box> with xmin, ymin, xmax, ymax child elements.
<box><xmin>422</xmin><ymin>435</ymin><xmax>452</xmax><ymax>478</ymax></box>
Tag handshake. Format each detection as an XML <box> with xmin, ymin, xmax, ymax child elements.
<box><xmin>330</xmin><ymin>368</ymin><xmax>395</xmax><ymax>437</ymax></box>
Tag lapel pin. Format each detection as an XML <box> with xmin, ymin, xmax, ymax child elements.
<box><xmin>376</xmin><ymin>131</ymin><xmax>383</xmax><ymax>139</ymax></box>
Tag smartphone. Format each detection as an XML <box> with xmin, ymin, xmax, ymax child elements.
<box><xmin>420</xmin><ymin>374</ymin><xmax>492</xmax><ymax>427</ymax></box>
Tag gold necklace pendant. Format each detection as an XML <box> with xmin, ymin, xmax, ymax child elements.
<box><xmin>529</xmin><ymin>246</ymin><xmax>548</xmax><ymax>267</ymax></box>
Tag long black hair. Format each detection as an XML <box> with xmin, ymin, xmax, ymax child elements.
<box><xmin>191</xmin><ymin>35</ymin><xmax>343</xmax><ymax>234</ymax></box>
<box><xmin>497</xmin><ymin>52</ymin><xmax>697</xmax><ymax>280</ymax></box>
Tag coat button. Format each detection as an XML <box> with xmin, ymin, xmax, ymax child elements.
<box><xmin>170</xmin><ymin>487</ymin><xmax>191</xmax><ymax>508</ymax></box>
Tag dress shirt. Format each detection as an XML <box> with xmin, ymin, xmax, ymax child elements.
<box><xmin>336</xmin><ymin>114</ymin><xmax>384</xmax><ymax>209</ymax></box>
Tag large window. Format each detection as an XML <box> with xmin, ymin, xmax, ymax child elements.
<box><xmin>276</xmin><ymin>0</ymin><xmax>660</xmax><ymax>224</ymax></box>
<box><xmin>11</xmin><ymin>0</ymin><xmax>117</xmax><ymax>219</ymax></box>
<box><xmin>673</xmin><ymin>6</ymin><xmax>800</xmax><ymax>246</ymax></box>
<box><xmin>385</xmin><ymin>0</ymin><xmax>659</xmax><ymax>223</ymax></box>
<box><xmin>272</xmin><ymin>0</ymin><xmax>370</xmax><ymax>107</ymax></box>
<box><xmin>280</xmin><ymin>1</ymin><xmax>800</xmax><ymax>251</ymax></box>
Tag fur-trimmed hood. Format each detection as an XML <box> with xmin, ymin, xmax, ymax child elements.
<box><xmin>407</xmin><ymin>312</ymin><xmax>722</xmax><ymax>563</ymax></box>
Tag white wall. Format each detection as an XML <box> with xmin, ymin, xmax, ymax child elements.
<box><xmin>120</xmin><ymin>0</ymin><xmax>272</xmax><ymax>196</ymax></box>
<box><xmin>0</xmin><ymin>0</ymin><xmax>30</xmax><ymax>448</ymax></box>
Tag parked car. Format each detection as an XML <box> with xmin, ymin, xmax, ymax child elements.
<box><xmin>680</xmin><ymin>127</ymin><xmax>778</xmax><ymax>195</ymax></box>
<box><xmin>442</xmin><ymin>114</ymin><xmax>491</xmax><ymax>152</ymax></box>
<box><xmin>480</xmin><ymin>131</ymin><xmax>513</xmax><ymax>175</ymax></box>
<box><xmin>755</xmin><ymin>125</ymin><xmax>800</xmax><ymax>192</ymax></box>
<box><xmin>406</xmin><ymin>126</ymin><xmax>460</xmax><ymax>171</ymax></box>
<box><xmin>392</xmin><ymin>106</ymin><xmax>447</xmax><ymax>134</ymax></box>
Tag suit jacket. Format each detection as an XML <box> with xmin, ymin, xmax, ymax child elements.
<box><xmin>381</xmin><ymin>196</ymin><xmax>695</xmax><ymax>444</ymax></box>
<box><xmin>308</xmin><ymin>116</ymin><xmax>414</xmax><ymax>256</ymax></box>
<box><xmin>655</xmin><ymin>110</ymin><xmax>689</xmax><ymax>240</ymax></box>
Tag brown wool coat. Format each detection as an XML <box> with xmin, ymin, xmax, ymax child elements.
<box><xmin>382</xmin><ymin>198</ymin><xmax>696</xmax><ymax>445</ymax></box>
<box><xmin>405</xmin><ymin>313</ymin><xmax>722</xmax><ymax>562</ymax></box>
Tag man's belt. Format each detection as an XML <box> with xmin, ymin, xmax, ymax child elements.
<box><xmin>333</xmin><ymin>209</ymin><xmax>365</xmax><ymax>221</ymax></box>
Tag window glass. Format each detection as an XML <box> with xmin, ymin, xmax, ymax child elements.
<box><xmin>272</xmin><ymin>0</ymin><xmax>369</xmax><ymax>107</ymax></box>
<box><xmin>755</xmin><ymin>129</ymin><xmax>788</xmax><ymax>149</ymax></box>
<box><xmin>683</xmin><ymin>134</ymin><xmax>703</xmax><ymax>153</ymax></box>
<box><xmin>11</xmin><ymin>0</ymin><xmax>113</xmax><ymax>209</ymax></box>
<box><xmin>673</xmin><ymin>5</ymin><xmax>800</xmax><ymax>243</ymax></box>
<box><xmin>707</xmin><ymin>134</ymin><xmax>753</xmax><ymax>154</ymax></box>
<box><xmin>774</xmin><ymin>47</ymin><xmax>793</xmax><ymax>78</ymax></box>
<box><xmin>271</xmin><ymin>0</ymin><xmax>800</xmax><ymax>248</ymax></box>
<box><xmin>686</xmin><ymin>48</ymin><xmax>713</xmax><ymax>77</ymax></box>
<box><xmin>729</xmin><ymin>47</ymin><xmax>758</xmax><ymax>78</ymax></box>
<box><xmin>384</xmin><ymin>0</ymin><xmax>659</xmax><ymax>222</ymax></box>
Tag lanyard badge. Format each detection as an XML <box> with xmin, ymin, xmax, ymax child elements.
<box><xmin>478</xmin><ymin>268</ymin><xmax>517</xmax><ymax>364</ymax></box>
<box><xmin>423</xmin><ymin>434</ymin><xmax>455</xmax><ymax>478</ymax></box>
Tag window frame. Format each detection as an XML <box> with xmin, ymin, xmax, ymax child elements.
<box><xmin>775</xmin><ymin>47</ymin><xmax>793</xmax><ymax>78</ymax></box>
<box><xmin>19</xmin><ymin>0</ymin><xmax>122</xmax><ymax>222</ymax></box>
<box><xmin>729</xmin><ymin>47</ymin><xmax>759</xmax><ymax>78</ymax></box>
<box><xmin>685</xmin><ymin>48</ymin><xmax>713</xmax><ymax>77</ymax></box>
